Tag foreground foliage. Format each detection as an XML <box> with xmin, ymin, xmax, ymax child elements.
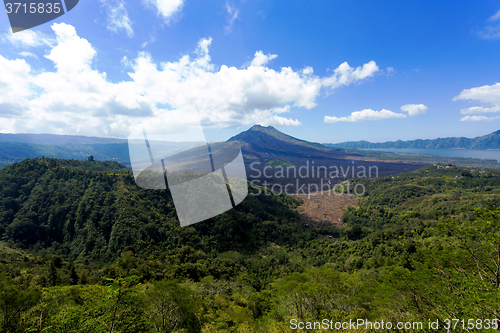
<box><xmin>0</xmin><ymin>159</ymin><xmax>499</xmax><ymax>332</ymax></box>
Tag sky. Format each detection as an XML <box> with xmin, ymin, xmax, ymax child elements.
<box><xmin>0</xmin><ymin>0</ymin><xmax>500</xmax><ymax>144</ymax></box>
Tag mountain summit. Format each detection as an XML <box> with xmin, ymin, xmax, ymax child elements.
<box><xmin>228</xmin><ymin>124</ymin><xmax>329</xmax><ymax>154</ymax></box>
<box><xmin>164</xmin><ymin>124</ymin><xmax>349</xmax><ymax>172</ymax></box>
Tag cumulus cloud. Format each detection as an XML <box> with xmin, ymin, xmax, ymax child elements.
<box><xmin>102</xmin><ymin>0</ymin><xmax>134</xmax><ymax>38</ymax></box>
<box><xmin>0</xmin><ymin>57</ymin><xmax>34</xmax><ymax>104</ymax></box>
<box><xmin>453</xmin><ymin>82</ymin><xmax>500</xmax><ymax>119</ymax></box>
<box><xmin>250</xmin><ymin>51</ymin><xmax>278</xmax><ymax>67</ymax></box>
<box><xmin>460</xmin><ymin>115</ymin><xmax>500</xmax><ymax>122</ymax></box>
<box><xmin>225</xmin><ymin>2</ymin><xmax>239</xmax><ymax>33</ymax></box>
<box><xmin>324</xmin><ymin>109</ymin><xmax>406</xmax><ymax>123</ymax></box>
<box><xmin>322</xmin><ymin>61</ymin><xmax>379</xmax><ymax>91</ymax></box>
<box><xmin>400</xmin><ymin>104</ymin><xmax>428</xmax><ymax>116</ymax></box>
<box><xmin>460</xmin><ymin>105</ymin><xmax>500</xmax><ymax>115</ymax></box>
<box><xmin>143</xmin><ymin>0</ymin><xmax>184</xmax><ymax>22</ymax></box>
<box><xmin>0</xmin><ymin>23</ymin><xmax>379</xmax><ymax>137</ymax></box>
<box><xmin>453</xmin><ymin>82</ymin><xmax>500</xmax><ymax>105</ymax></box>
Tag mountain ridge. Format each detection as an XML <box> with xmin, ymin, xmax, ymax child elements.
<box><xmin>0</xmin><ymin>133</ymin><xmax>126</xmax><ymax>145</ymax></box>
<box><xmin>328</xmin><ymin>130</ymin><xmax>500</xmax><ymax>150</ymax></box>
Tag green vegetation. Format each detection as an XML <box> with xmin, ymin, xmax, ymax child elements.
<box><xmin>0</xmin><ymin>159</ymin><xmax>499</xmax><ymax>332</ymax></box>
<box><xmin>265</xmin><ymin>158</ymin><xmax>296</xmax><ymax>168</ymax></box>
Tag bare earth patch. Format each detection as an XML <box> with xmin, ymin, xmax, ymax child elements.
<box><xmin>294</xmin><ymin>192</ymin><xmax>359</xmax><ymax>227</ymax></box>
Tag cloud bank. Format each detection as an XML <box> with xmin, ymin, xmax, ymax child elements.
<box><xmin>324</xmin><ymin>109</ymin><xmax>406</xmax><ymax>123</ymax></box>
<box><xmin>460</xmin><ymin>115</ymin><xmax>499</xmax><ymax>122</ymax></box>
<box><xmin>324</xmin><ymin>103</ymin><xmax>427</xmax><ymax>123</ymax></box>
<box><xmin>454</xmin><ymin>82</ymin><xmax>500</xmax><ymax>120</ymax></box>
<box><xmin>0</xmin><ymin>23</ymin><xmax>380</xmax><ymax>137</ymax></box>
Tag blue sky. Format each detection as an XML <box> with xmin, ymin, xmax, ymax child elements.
<box><xmin>0</xmin><ymin>0</ymin><xmax>500</xmax><ymax>143</ymax></box>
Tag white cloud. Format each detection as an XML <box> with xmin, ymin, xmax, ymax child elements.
<box><xmin>324</xmin><ymin>109</ymin><xmax>406</xmax><ymax>123</ymax></box>
<box><xmin>478</xmin><ymin>9</ymin><xmax>500</xmax><ymax>39</ymax></box>
<box><xmin>0</xmin><ymin>57</ymin><xmax>34</xmax><ymax>103</ymax></box>
<box><xmin>400</xmin><ymin>104</ymin><xmax>428</xmax><ymax>116</ymax></box>
<box><xmin>453</xmin><ymin>82</ymin><xmax>500</xmax><ymax>105</ymax></box>
<box><xmin>143</xmin><ymin>0</ymin><xmax>184</xmax><ymax>22</ymax></box>
<box><xmin>2</xmin><ymin>30</ymin><xmax>53</xmax><ymax>47</ymax></box>
<box><xmin>141</xmin><ymin>35</ymin><xmax>156</xmax><ymax>48</ymax></box>
<box><xmin>385</xmin><ymin>66</ymin><xmax>395</xmax><ymax>76</ymax></box>
<box><xmin>43</xmin><ymin>23</ymin><xmax>97</xmax><ymax>73</ymax></box>
<box><xmin>460</xmin><ymin>115</ymin><xmax>500</xmax><ymax>122</ymax></box>
<box><xmin>102</xmin><ymin>0</ymin><xmax>134</xmax><ymax>38</ymax></box>
<box><xmin>0</xmin><ymin>23</ymin><xmax>380</xmax><ymax>137</ymax></box>
<box><xmin>225</xmin><ymin>2</ymin><xmax>239</xmax><ymax>33</ymax></box>
<box><xmin>479</xmin><ymin>26</ymin><xmax>500</xmax><ymax>39</ymax></box>
<box><xmin>453</xmin><ymin>82</ymin><xmax>500</xmax><ymax>119</ymax></box>
<box><xmin>460</xmin><ymin>105</ymin><xmax>500</xmax><ymax>114</ymax></box>
<box><xmin>273</xmin><ymin>105</ymin><xmax>291</xmax><ymax>114</ymax></box>
<box><xmin>321</xmin><ymin>61</ymin><xmax>379</xmax><ymax>91</ymax></box>
<box><xmin>250</xmin><ymin>51</ymin><xmax>278</xmax><ymax>67</ymax></box>
<box><xmin>19</xmin><ymin>52</ymin><xmax>38</xmax><ymax>58</ymax></box>
<box><xmin>490</xmin><ymin>9</ymin><xmax>500</xmax><ymax>21</ymax></box>
<box><xmin>261</xmin><ymin>117</ymin><xmax>301</xmax><ymax>127</ymax></box>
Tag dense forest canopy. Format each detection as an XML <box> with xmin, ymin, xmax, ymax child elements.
<box><xmin>0</xmin><ymin>158</ymin><xmax>499</xmax><ymax>332</ymax></box>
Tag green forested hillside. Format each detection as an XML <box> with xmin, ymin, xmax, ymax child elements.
<box><xmin>0</xmin><ymin>159</ymin><xmax>499</xmax><ymax>332</ymax></box>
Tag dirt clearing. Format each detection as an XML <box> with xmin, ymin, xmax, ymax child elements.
<box><xmin>294</xmin><ymin>193</ymin><xmax>358</xmax><ymax>227</ymax></box>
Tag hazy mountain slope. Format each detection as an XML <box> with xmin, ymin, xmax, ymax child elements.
<box><xmin>0</xmin><ymin>133</ymin><xmax>126</xmax><ymax>145</ymax></box>
<box><xmin>0</xmin><ymin>139</ymin><xmax>204</xmax><ymax>168</ymax></box>
<box><xmin>329</xmin><ymin>130</ymin><xmax>500</xmax><ymax>150</ymax></box>
<box><xmin>0</xmin><ymin>142</ymin><xmax>131</xmax><ymax>162</ymax></box>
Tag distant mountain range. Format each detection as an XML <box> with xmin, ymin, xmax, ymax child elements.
<box><xmin>0</xmin><ymin>133</ymin><xmax>126</xmax><ymax>145</ymax></box>
<box><xmin>327</xmin><ymin>130</ymin><xmax>500</xmax><ymax>150</ymax></box>
<box><xmin>0</xmin><ymin>133</ymin><xmax>202</xmax><ymax>168</ymax></box>
<box><xmin>5</xmin><ymin>126</ymin><xmax>497</xmax><ymax>172</ymax></box>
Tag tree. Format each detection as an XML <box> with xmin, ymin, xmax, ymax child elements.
<box><xmin>102</xmin><ymin>276</ymin><xmax>147</xmax><ymax>333</ymax></box>
<box><xmin>0</xmin><ymin>286</ymin><xmax>41</xmax><ymax>333</ymax></box>
<box><xmin>143</xmin><ymin>281</ymin><xmax>201</xmax><ymax>333</ymax></box>
<box><xmin>49</xmin><ymin>260</ymin><xmax>58</xmax><ymax>287</ymax></box>
<box><xmin>69</xmin><ymin>261</ymin><xmax>79</xmax><ymax>285</ymax></box>
<box><xmin>386</xmin><ymin>209</ymin><xmax>500</xmax><ymax>322</ymax></box>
